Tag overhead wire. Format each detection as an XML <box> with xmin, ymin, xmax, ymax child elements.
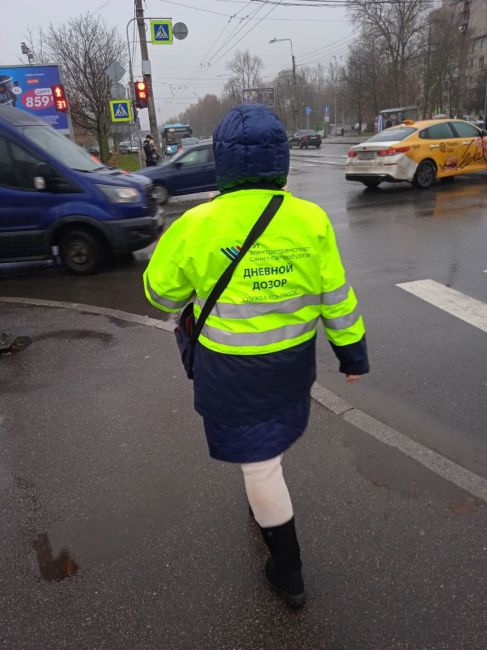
<box><xmin>198</xmin><ymin>2</ymin><xmax>251</xmax><ymax>66</ymax></box>
<box><xmin>170</xmin><ymin>1</ymin><xmax>263</xmax><ymax>102</ymax></box>
<box><xmin>208</xmin><ymin>0</ymin><xmax>283</xmax><ymax>67</ymax></box>
<box><xmin>207</xmin><ymin>3</ymin><xmax>265</xmax><ymax>65</ymax></box>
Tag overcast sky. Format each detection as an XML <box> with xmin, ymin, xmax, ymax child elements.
<box><xmin>3</xmin><ymin>0</ymin><xmax>353</xmax><ymax>126</ymax></box>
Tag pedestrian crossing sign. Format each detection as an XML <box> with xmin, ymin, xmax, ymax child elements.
<box><xmin>151</xmin><ymin>19</ymin><xmax>173</xmax><ymax>45</ymax></box>
<box><xmin>109</xmin><ymin>99</ymin><xmax>133</xmax><ymax>123</ymax></box>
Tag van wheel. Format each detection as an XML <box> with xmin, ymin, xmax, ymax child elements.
<box><xmin>413</xmin><ymin>160</ymin><xmax>436</xmax><ymax>189</ymax></box>
<box><xmin>59</xmin><ymin>228</ymin><xmax>105</xmax><ymax>275</ymax></box>
<box><xmin>156</xmin><ymin>185</ymin><xmax>169</xmax><ymax>204</ymax></box>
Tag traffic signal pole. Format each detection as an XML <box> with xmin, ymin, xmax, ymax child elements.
<box><xmin>135</xmin><ymin>0</ymin><xmax>160</xmax><ymax>150</ymax></box>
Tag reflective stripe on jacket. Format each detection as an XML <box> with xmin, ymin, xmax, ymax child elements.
<box><xmin>143</xmin><ymin>188</ymin><xmax>365</xmax><ymax>355</ymax></box>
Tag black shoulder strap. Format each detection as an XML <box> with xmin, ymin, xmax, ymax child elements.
<box><xmin>191</xmin><ymin>193</ymin><xmax>284</xmax><ymax>343</ymax></box>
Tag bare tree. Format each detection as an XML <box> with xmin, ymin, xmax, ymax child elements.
<box><xmin>168</xmin><ymin>94</ymin><xmax>230</xmax><ymax>138</ymax></box>
<box><xmin>28</xmin><ymin>14</ymin><xmax>126</xmax><ymax>162</ymax></box>
<box><xmin>226</xmin><ymin>49</ymin><xmax>264</xmax><ymax>102</ymax></box>
<box><xmin>348</xmin><ymin>0</ymin><xmax>431</xmax><ymax>107</ymax></box>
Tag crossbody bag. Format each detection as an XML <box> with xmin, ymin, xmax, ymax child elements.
<box><xmin>174</xmin><ymin>194</ymin><xmax>284</xmax><ymax>379</ymax></box>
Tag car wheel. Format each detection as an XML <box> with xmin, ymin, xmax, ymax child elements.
<box><xmin>299</xmin><ymin>143</ymin><xmax>304</xmax><ymax>149</ymax></box>
<box><xmin>59</xmin><ymin>228</ymin><xmax>105</xmax><ymax>275</ymax></box>
<box><xmin>413</xmin><ymin>160</ymin><xmax>436</xmax><ymax>189</ymax></box>
<box><xmin>305</xmin><ymin>145</ymin><xmax>308</xmax><ymax>149</ymax></box>
<box><xmin>316</xmin><ymin>143</ymin><xmax>321</xmax><ymax>148</ymax></box>
<box><xmin>156</xmin><ymin>185</ymin><xmax>169</xmax><ymax>204</ymax></box>
<box><xmin>362</xmin><ymin>179</ymin><xmax>381</xmax><ymax>188</ymax></box>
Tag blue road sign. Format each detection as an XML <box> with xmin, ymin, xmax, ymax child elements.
<box><xmin>150</xmin><ymin>20</ymin><xmax>173</xmax><ymax>44</ymax></box>
<box><xmin>109</xmin><ymin>99</ymin><xmax>133</xmax><ymax>123</ymax></box>
<box><xmin>304</xmin><ymin>106</ymin><xmax>312</xmax><ymax>115</ymax></box>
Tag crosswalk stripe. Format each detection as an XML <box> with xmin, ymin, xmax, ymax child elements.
<box><xmin>397</xmin><ymin>279</ymin><xmax>487</xmax><ymax>333</ymax></box>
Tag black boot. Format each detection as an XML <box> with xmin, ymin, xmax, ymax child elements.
<box><xmin>259</xmin><ymin>517</ymin><xmax>305</xmax><ymax>608</ymax></box>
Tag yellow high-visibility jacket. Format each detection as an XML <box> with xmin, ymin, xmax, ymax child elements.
<box><xmin>144</xmin><ymin>188</ymin><xmax>365</xmax><ymax>357</ymax></box>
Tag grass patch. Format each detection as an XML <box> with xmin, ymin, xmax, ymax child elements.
<box><xmin>109</xmin><ymin>153</ymin><xmax>142</xmax><ymax>172</ymax></box>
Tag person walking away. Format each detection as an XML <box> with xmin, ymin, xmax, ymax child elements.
<box><xmin>143</xmin><ymin>135</ymin><xmax>159</xmax><ymax>167</ymax></box>
<box><xmin>143</xmin><ymin>104</ymin><xmax>369</xmax><ymax>607</ymax></box>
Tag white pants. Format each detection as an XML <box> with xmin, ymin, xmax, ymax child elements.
<box><xmin>241</xmin><ymin>454</ymin><xmax>294</xmax><ymax>528</ymax></box>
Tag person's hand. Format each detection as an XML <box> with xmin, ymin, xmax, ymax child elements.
<box><xmin>345</xmin><ymin>374</ymin><xmax>360</xmax><ymax>384</ymax></box>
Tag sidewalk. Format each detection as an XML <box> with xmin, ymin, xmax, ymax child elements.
<box><xmin>1</xmin><ymin>301</ymin><xmax>486</xmax><ymax>649</ymax></box>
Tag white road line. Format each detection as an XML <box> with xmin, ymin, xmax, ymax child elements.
<box><xmin>4</xmin><ymin>295</ymin><xmax>487</xmax><ymax>503</ymax></box>
<box><xmin>397</xmin><ymin>279</ymin><xmax>487</xmax><ymax>334</ymax></box>
<box><xmin>343</xmin><ymin>409</ymin><xmax>487</xmax><ymax>503</ymax></box>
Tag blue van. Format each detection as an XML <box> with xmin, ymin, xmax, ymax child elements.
<box><xmin>0</xmin><ymin>105</ymin><xmax>162</xmax><ymax>274</ymax></box>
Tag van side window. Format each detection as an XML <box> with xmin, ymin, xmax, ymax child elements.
<box><xmin>0</xmin><ymin>137</ymin><xmax>19</xmax><ymax>188</ymax></box>
<box><xmin>10</xmin><ymin>142</ymin><xmax>46</xmax><ymax>191</ymax></box>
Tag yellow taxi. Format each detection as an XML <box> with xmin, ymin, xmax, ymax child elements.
<box><xmin>345</xmin><ymin>119</ymin><xmax>487</xmax><ymax>189</ymax></box>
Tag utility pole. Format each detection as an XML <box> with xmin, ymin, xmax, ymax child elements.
<box><xmin>457</xmin><ymin>0</ymin><xmax>471</xmax><ymax>117</ymax></box>
<box><xmin>333</xmin><ymin>55</ymin><xmax>338</xmax><ymax>134</ymax></box>
<box><xmin>291</xmin><ymin>49</ymin><xmax>298</xmax><ymax>132</ymax></box>
<box><xmin>135</xmin><ymin>0</ymin><xmax>160</xmax><ymax>148</ymax></box>
<box><xmin>269</xmin><ymin>38</ymin><xmax>298</xmax><ymax>131</ymax></box>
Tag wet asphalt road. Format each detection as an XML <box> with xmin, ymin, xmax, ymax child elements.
<box><xmin>1</xmin><ymin>303</ymin><xmax>487</xmax><ymax>649</ymax></box>
<box><xmin>1</xmin><ymin>145</ymin><xmax>486</xmax><ymax>473</ymax></box>
<box><xmin>1</xmin><ymin>146</ymin><xmax>487</xmax><ymax>648</ymax></box>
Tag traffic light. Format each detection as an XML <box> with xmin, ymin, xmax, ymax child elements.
<box><xmin>51</xmin><ymin>84</ymin><xmax>68</xmax><ymax>112</ymax></box>
<box><xmin>134</xmin><ymin>79</ymin><xmax>148</xmax><ymax>109</ymax></box>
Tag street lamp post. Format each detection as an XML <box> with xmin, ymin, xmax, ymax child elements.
<box><xmin>269</xmin><ymin>37</ymin><xmax>298</xmax><ymax>131</ymax></box>
<box><xmin>332</xmin><ymin>55</ymin><xmax>338</xmax><ymax>135</ymax></box>
<box><xmin>20</xmin><ymin>42</ymin><xmax>34</xmax><ymax>65</ymax></box>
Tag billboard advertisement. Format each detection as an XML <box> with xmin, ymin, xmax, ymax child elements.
<box><xmin>242</xmin><ymin>87</ymin><xmax>275</xmax><ymax>108</ymax></box>
<box><xmin>0</xmin><ymin>64</ymin><xmax>69</xmax><ymax>131</ymax></box>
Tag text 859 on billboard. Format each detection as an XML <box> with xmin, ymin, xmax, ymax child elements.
<box><xmin>21</xmin><ymin>87</ymin><xmax>54</xmax><ymax>110</ymax></box>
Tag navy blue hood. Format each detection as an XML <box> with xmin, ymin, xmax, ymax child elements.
<box><xmin>213</xmin><ymin>104</ymin><xmax>289</xmax><ymax>190</ymax></box>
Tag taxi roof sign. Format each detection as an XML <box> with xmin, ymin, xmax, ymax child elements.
<box><xmin>151</xmin><ymin>20</ymin><xmax>173</xmax><ymax>45</ymax></box>
<box><xmin>110</xmin><ymin>99</ymin><xmax>133</xmax><ymax>123</ymax></box>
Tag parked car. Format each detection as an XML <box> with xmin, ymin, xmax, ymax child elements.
<box><xmin>0</xmin><ymin>104</ymin><xmax>162</xmax><ymax>274</ymax></box>
<box><xmin>346</xmin><ymin>118</ymin><xmax>487</xmax><ymax>189</ymax></box>
<box><xmin>138</xmin><ymin>141</ymin><xmax>217</xmax><ymax>204</ymax></box>
<box><xmin>180</xmin><ymin>137</ymin><xmax>199</xmax><ymax>147</ymax></box>
<box><xmin>288</xmin><ymin>129</ymin><xmax>322</xmax><ymax>149</ymax></box>
<box><xmin>119</xmin><ymin>140</ymin><xmax>139</xmax><ymax>154</ymax></box>
<box><xmin>86</xmin><ymin>144</ymin><xmax>100</xmax><ymax>156</ymax></box>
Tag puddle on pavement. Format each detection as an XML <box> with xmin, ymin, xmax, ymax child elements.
<box><xmin>0</xmin><ymin>335</ymin><xmax>33</xmax><ymax>354</ymax></box>
<box><xmin>33</xmin><ymin>534</ymin><xmax>79</xmax><ymax>582</ymax></box>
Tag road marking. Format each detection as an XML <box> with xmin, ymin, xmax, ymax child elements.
<box><xmin>397</xmin><ymin>279</ymin><xmax>487</xmax><ymax>334</ymax></box>
<box><xmin>342</xmin><ymin>410</ymin><xmax>487</xmax><ymax>503</ymax></box>
<box><xmin>3</xmin><ymin>295</ymin><xmax>487</xmax><ymax>504</ymax></box>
